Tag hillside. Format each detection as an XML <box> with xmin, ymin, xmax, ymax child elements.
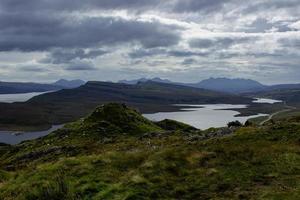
<box><xmin>0</xmin><ymin>79</ymin><xmax>85</xmax><ymax>94</ymax></box>
<box><xmin>0</xmin><ymin>81</ymin><xmax>251</xmax><ymax>130</ymax></box>
<box><xmin>0</xmin><ymin>103</ymin><xmax>299</xmax><ymax>199</ymax></box>
<box><xmin>119</xmin><ymin>77</ymin><xmax>268</xmax><ymax>93</ymax></box>
<box><xmin>247</xmin><ymin>88</ymin><xmax>300</xmax><ymax>107</ymax></box>
<box><xmin>120</xmin><ymin>77</ymin><xmax>300</xmax><ymax>94</ymax></box>
<box><xmin>0</xmin><ymin>81</ymin><xmax>63</xmax><ymax>94</ymax></box>
<box><xmin>189</xmin><ymin>78</ymin><xmax>266</xmax><ymax>93</ymax></box>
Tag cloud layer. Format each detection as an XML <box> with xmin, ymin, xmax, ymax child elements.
<box><xmin>0</xmin><ymin>0</ymin><xmax>299</xmax><ymax>84</ymax></box>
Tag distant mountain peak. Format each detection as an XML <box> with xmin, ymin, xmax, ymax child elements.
<box><xmin>53</xmin><ymin>79</ymin><xmax>85</xmax><ymax>88</ymax></box>
<box><xmin>119</xmin><ymin>77</ymin><xmax>266</xmax><ymax>93</ymax></box>
<box><xmin>119</xmin><ymin>77</ymin><xmax>173</xmax><ymax>85</ymax></box>
<box><xmin>193</xmin><ymin>78</ymin><xmax>266</xmax><ymax>93</ymax></box>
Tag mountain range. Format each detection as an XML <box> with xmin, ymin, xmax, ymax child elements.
<box><xmin>2</xmin><ymin>77</ymin><xmax>299</xmax><ymax>95</ymax></box>
<box><xmin>119</xmin><ymin>77</ymin><xmax>300</xmax><ymax>94</ymax></box>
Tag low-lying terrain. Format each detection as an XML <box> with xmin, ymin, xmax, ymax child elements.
<box><xmin>0</xmin><ymin>103</ymin><xmax>299</xmax><ymax>199</ymax></box>
<box><xmin>244</xmin><ymin>88</ymin><xmax>300</xmax><ymax>123</ymax></box>
<box><xmin>0</xmin><ymin>81</ymin><xmax>251</xmax><ymax>131</ymax></box>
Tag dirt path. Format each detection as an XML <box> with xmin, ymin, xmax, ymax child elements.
<box><xmin>260</xmin><ymin>102</ymin><xmax>297</xmax><ymax>125</ymax></box>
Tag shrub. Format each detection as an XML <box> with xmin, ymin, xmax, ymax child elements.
<box><xmin>227</xmin><ymin>121</ymin><xmax>242</xmax><ymax>128</ymax></box>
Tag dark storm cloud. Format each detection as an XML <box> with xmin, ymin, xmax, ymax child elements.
<box><xmin>0</xmin><ymin>12</ymin><xmax>182</xmax><ymax>52</ymax></box>
<box><xmin>40</xmin><ymin>49</ymin><xmax>108</xmax><ymax>64</ymax></box>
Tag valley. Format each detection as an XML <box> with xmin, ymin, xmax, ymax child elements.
<box><xmin>0</xmin><ymin>103</ymin><xmax>299</xmax><ymax>199</ymax></box>
<box><xmin>0</xmin><ymin>79</ymin><xmax>299</xmax><ymax>199</ymax></box>
<box><xmin>0</xmin><ymin>81</ymin><xmax>252</xmax><ymax>131</ymax></box>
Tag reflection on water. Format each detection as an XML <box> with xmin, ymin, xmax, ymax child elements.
<box><xmin>0</xmin><ymin>125</ymin><xmax>63</xmax><ymax>145</ymax></box>
<box><xmin>144</xmin><ymin>104</ymin><xmax>268</xmax><ymax>130</ymax></box>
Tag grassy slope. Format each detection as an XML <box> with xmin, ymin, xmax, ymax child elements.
<box><xmin>0</xmin><ymin>104</ymin><xmax>300</xmax><ymax>199</ymax></box>
<box><xmin>0</xmin><ymin>81</ymin><xmax>251</xmax><ymax>131</ymax></box>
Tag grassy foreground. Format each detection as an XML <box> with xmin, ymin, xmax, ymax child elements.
<box><xmin>0</xmin><ymin>103</ymin><xmax>300</xmax><ymax>199</ymax></box>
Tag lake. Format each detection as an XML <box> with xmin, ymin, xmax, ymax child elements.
<box><xmin>144</xmin><ymin>104</ymin><xmax>268</xmax><ymax>130</ymax></box>
<box><xmin>252</xmin><ymin>98</ymin><xmax>283</xmax><ymax>104</ymax></box>
<box><xmin>0</xmin><ymin>91</ymin><xmax>51</xmax><ymax>103</ymax></box>
<box><xmin>0</xmin><ymin>97</ymin><xmax>280</xmax><ymax>144</ymax></box>
<box><xmin>0</xmin><ymin>125</ymin><xmax>63</xmax><ymax>145</ymax></box>
<box><xmin>143</xmin><ymin>98</ymin><xmax>282</xmax><ymax>129</ymax></box>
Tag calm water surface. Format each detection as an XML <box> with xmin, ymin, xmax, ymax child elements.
<box><xmin>144</xmin><ymin>104</ymin><xmax>268</xmax><ymax>130</ymax></box>
<box><xmin>0</xmin><ymin>91</ymin><xmax>51</xmax><ymax>103</ymax></box>
<box><xmin>144</xmin><ymin>98</ymin><xmax>282</xmax><ymax>129</ymax></box>
<box><xmin>0</xmin><ymin>125</ymin><xmax>63</xmax><ymax>145</ymax></box>
<box><xmin>252</xmin><ymin>98</ymin><xmax>283</xmax><ymax>104</ymax></box>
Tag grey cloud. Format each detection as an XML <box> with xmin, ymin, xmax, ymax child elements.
<box><xmin>182</xmin><ymin>58</ymin><xmax>197</xmax><ymax>65</ymax></box>
<box><xmin>40</xmin><ymin>49</ymin><xmax>108</xmax><ymax>64</ymax></box>
<box><xmin>129</xmin><ymin>49</ymin><xmax>167</xmax><ymax>59</ymax></box>
<box><xmin>0</xmin><ymin>13</ymin><xmax>182</xmax><ymax>51</ymax></box>
<box><xmin>65</xmin><ymin>61</ymin><xmax>97</xmax><ymax>71</ymax></box>
<box><xmin>172</xmin><ymin>0</ymin><xmax>230</xmax><ymax>13</ymax></box>
<box><xmin>189</xmin><ymin>37</ymin><xmax>253</xmax><ymax>49</ymax></box>
<box><xmin>0</xmin><ymin>0</ymin><xmax>300</xmax><ymax>84</ymax></box>
<box><xmin>279</xmin><ymin>38</ymin><xmax>300</xmax><ymax>49</ymax></box>
<box><xmin>242</xmin><ymin>18</ymin><xmax>294</xmax><ymax>33</ymax></box>
<box><xmin>0</xmin><ymin>0</ymin><xmax>161</xmax><ymax>12</ymax></box>
<box><xmin>243</xmin><ymin>0</ymin><xmax>300</xmax><ymax>13</ymax></box>
<box><xmin>168</xmin><ymin>50</ymin><xmax>208</xmax><ymax>57</ymax></box>
<box><xmin>0</xmin><ymin>0</ymin><xmax>231</xmax><ymax>14</ymax></box>
<box><xmin>129</xmin><ymin>48</ymin><xmax>207</xmax><ymax>59</ymax></box>
<box><xmin>20</xmin><ymin>65</ymin><xmax>48</xmax><ymax>72</ymax></box>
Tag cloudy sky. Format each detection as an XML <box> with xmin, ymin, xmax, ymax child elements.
<box><xmin>0</xmin><ymin>0</ymin><xmax>299</xmax><ymax>84</ymax></box>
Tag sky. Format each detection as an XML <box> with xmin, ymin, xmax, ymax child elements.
<box><xmin>0</xmin><ymin>0</ymin><xmax>299</xmax><ymax>84</ymax></box>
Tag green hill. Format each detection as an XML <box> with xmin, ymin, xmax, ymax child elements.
<box><xmin>0</xmin><ymin>103</ymin><xmax>299</xmax><ymax>199</ymax></box>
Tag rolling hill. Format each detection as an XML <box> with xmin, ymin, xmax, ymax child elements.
<box><xmin>247</xmin><ymin>88</ymin><xmax>300</xmax><ymax>107</ymax></box>
<box><xmin>119</xmin><ymin>77</ymin><xmax>267</xmax><ymax>93</ymax></box>
<box><xmin>188</xmin><ymin>78</ymin><xmax>267</xmax><ymax>93</ymax></box>
<box><xmin>0</xmin><ymin>103</ymin><xmax>299</xmax><ymax>199</ymax></box>
<box><xmin>0</xmin><ymin>81</ymin><xmax>251</xmax><ymax>130</ymax></box>
<box><xmin>119</xmin><ymin>77</ymin><xmax>300</xmax><ymax>94</ymax></box>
